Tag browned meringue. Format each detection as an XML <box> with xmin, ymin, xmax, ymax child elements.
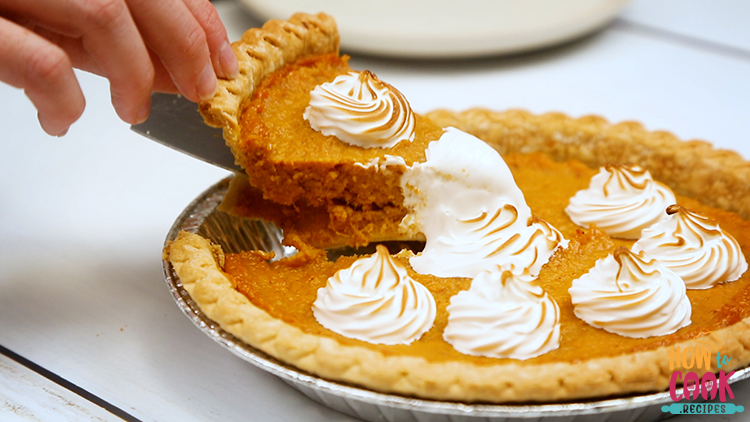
<box><xmin>633</xmin><ymin>205</ymin><xmax>748</xmax><ymax>289</ymax></box>
<box><xmin>303</xmin><ymin>71</ymin><xmax>415</xmax><ymax>148</ymax></box>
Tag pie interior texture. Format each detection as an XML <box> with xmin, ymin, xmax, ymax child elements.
<box><xmin>166</xmin><ymin>13</ymin><xmax>750</xmax><ymax>403</ymax></box>
<box><xmin>199</xmin><ymin>12</ymin><xmax>442</xmax><ymax>248</ymax></box>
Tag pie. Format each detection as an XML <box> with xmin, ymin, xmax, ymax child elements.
<box><xmin>165</xmin><ymin>13</ymin><xmax>750</xmax><ymax>403</ymax></box>
<box><xmin>199</xmin><ymin>12</ymin><xmax>441</xmax><ymax>247</ymax></box>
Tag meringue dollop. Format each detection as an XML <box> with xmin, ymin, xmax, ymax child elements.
<box><xmin>401</xmin><ymin>127</ymin><xmax>567</xmax><ymax>279</ymax></box>
<box><xmin>444</xmin><ymin>268</ymin><xmax>561</xmax><ymax>359</ymax></box>
<box><xmin>304</xmin><ymin>71</ymin><xmax>415</xmax><ymax>149</ymax></box>
<box><xmin>569</xmin><ymin>247</ymin><xmax>692</xmax><ymax>338</ymax></box>
<box><xmin>633</xmin><ymin>204</ymin><xmax>748</xmax><ymax>289</ymax></box>
<box><xmin>312</xmin><ymin>245</ymin><xmax>436</xmax><ymax>345</ymax></box>
<box><xmin>566</xmin><ymin>164</ymin><xmax>676</xmax><ymax>239</ymax></box>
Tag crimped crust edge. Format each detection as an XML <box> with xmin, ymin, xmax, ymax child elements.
<box><xmin>167</xmin><ymin>109</ymin><xmax>750</xmax><ymax>403</ymax></box>
<box><xmin>168</xmin><ymin>230</ymin><xmax>750</xmax><ymax>403</ymax></box>
<box><xmin>198</xmin><ymin>13</ymin><xmax>340</xmax><ymax>167</ymax></box>
<box><xmin>426</xmin><ymin>108</ymin><xmax>750</xmax><ymax>220</ymax></box>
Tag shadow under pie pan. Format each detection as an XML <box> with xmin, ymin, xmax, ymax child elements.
<box><xmin>163</xmin><ymin>177</ymin><xmax>750</xmax><ymax>422</ymax></box>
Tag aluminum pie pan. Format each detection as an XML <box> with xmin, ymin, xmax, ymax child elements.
<box><xmin>163</xmin><ymin>176</ymin><xmax>750</xmax><ymax>422</ymax></box>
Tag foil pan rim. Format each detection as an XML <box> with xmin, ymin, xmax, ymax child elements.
<box><xmin>162</xmin><ymin>176</ymin><xmax>750</xmax><ymax>419</ymax></box>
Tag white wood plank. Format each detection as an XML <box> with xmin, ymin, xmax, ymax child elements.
<box><xmin>0</xmin><ymin>354</ymin><xmax>121</xmax><ymax>422</ymax></box>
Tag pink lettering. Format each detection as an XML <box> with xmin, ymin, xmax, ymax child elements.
<box><xmin>701</xmin><ymin>372</ymin><xmax>718</xmax><ymax>400</ymax></box>
<box><xmin>670</xmin><ymin>371</ymin><xmax>683</xmax><ymax>401</ymax></box>
<box><xmin>718</xmin><ymin>370</ymin><xmax>735</xmax><ymax>402</ymax></box>
<box><xmin>684</xmin><ymin>372</ymin><xmax>701</xmax><ymax>400</ymax></box>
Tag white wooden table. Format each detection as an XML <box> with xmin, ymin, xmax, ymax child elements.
<box><xmin>2</xmin><ymin>1</ymin><xmax>750</xmax><ymax>421</ymax></box>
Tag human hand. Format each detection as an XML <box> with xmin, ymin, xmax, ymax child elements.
<box><xmin>0</xmin><ymin>0</ymin><xmax>239</xmax><ymax>136</ymax></box>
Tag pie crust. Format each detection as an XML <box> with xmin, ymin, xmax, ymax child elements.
<box><xmin>173</xmin><ymin>13</ymin><xmax>750</xmax><ymax>403</ymax></box>
<box><xmin>425</xmin><ymin>108</ymin><xmax>750</xmax><ymax>220</ymax></box>
<box><xmin>167</xmin><ymin>108</ymin><xmax>750</xmax><ymax>403</ymax></box>
<box><xmin>198</xmin><ymin>12</ymin><xmax>340</xmax><ymax>165</ymax></box>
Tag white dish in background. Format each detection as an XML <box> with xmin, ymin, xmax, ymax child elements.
<box><xmin>236</xmin><ymin>0</ymin><xmax>631</xmax><ymax>58</ymax></box>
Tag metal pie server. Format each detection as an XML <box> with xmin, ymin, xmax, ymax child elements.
<box><xmin>130</xmin><ymin>93</ymin><xmax>243</xmax><ymax>172</ymax></box>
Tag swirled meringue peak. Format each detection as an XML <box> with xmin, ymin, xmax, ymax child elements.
<box><xmin>402</xmin><ymin>127</ymin><xmax>567</xmax><ymax>279</ymax></box>
<box><xmin>569</xmin><ymin>247</ymin><xmax>692</xmax><ymax>338</ymax></box>
<box><xmin>312</xmin><ymin>245</ymin><xmax>436</xmax><ymax>345</ymax></box>
<box><xmin>303</xmin><ymin>71</ymin><xmax>415</xmax><ymax>149</ymax></box>
<box><xmin>565</xmin><ymin>164</ymin><xmax>676</xmax><ymax>239</ymax></box>
<box><xmin>444</xmin><ymin>268</ymin><xmax>561</xmax><ymax>359</ymax></box>
<box><xmin>633</xmin><ymin>204</ymin><xmax>748</xmax><ymax>289</ymax></box>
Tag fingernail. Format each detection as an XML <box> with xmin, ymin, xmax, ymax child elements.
<box><xmin>136</xmin><ymin>98</ymin><xmax>151</xmax><ymax>124</ymax></box>
<box><xmin>197</xmin><ymin>62</ymin><xmax>218</xmax><ymax>101</ymax></box>
<box><xmin>38</xmin><ymin>113</ymin><xmax>68</xmax><ymax>137</ymax></box>
<box><xmin>219</xmin><ymin>41</ymin><xmax>239</xmax><ymax>79</ymax></box>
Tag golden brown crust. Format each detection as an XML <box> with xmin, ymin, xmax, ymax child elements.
<box><xmin>167</xmin><ymin>109</ymin><xmax>750</xmax><ymax>403</ymax></box>
<box><xmin>168</xmin><ymin>230</ymin><xmax>750</xmax><ymax>403</ymax></box>
<box><xmin>426</xmin><ymin>108</ymin><xmax>750</xmax><ymax>220</ymax></box>
<box><xmin>198</xmin><ymin>13</ymin><xmax>339</xmax><ymax>165</ymax></box>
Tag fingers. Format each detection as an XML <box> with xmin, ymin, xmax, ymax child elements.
<box><xmin>0</xmin><ymin>0</ymin><xmax>238</xmax><ymax>135</ymax></box>
<box><xmin>0</xmin><ymin>16</ymin><xmax>85</xmax><ymax>136</ymax></box>
<box><xmin>148</xmin><ymin>50</ymin><xmax>180</xmax><ymax>94</ymax></box>
<box><xmin>36</xmin><ymin>25</ymin><xmax>179</xmax><ymax>94</ymax></box>
<box><xmin>46</xmin><ymin>0</ymin><xmax>237</xmax><ymax>98</ymax></box>
<box><xmin>182</xmin><ymin>0</ymin><xmax>238</xmax><ymax>80</ymax></box>
<box><xmin>126</xmin><ymin>0</ymin><xmax>214</xmax><ymax>102</ymax></box>
<box><xmin>2</xmin><ymin>0</ymin><xmax>154</xmax><ymax>124</ymax></box>
<box><xmin>18</xmin><ymin>0</ymin><xmax>237</xmax><ymax>105</ymax></box>
<box><xmin>127</xmin><ymin>0</ymin><xmax>236</xmax><ymax>103</ymax></box>
<box><xmin>32</xmin><ymin>25</ymin><xmax>103</xmax><ymax>76</ymax></box>
<box><xmin>76</xmin><ymin>0</ymin><xmax>154</xmax><ymax>124</ymax></box>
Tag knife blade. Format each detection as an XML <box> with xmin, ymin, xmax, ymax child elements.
<box><xmin>130</xmin><ymin>93</ymin><xmax>242</xmax><ymax>172</ymax></box>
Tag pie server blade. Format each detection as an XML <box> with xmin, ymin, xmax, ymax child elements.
<box><xmin>130</xmin><ymin>93</ymin><xmax>243</xmax><ymax>172</ymax></box>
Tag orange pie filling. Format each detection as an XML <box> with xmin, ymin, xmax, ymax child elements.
<box><xmin>222</xmin><ymin>152</ymin><xmax>750</xmax><ymax>365</ymax></box>
<box><xmin>175</xmin><ymin>13</ymin><xmax>750</xmax><ymax>404</ymax></box>
<box><xmin>177</xmin><ymin>13</ymin><xmax>750</xmax><ymax>403</ymax></box>
<box><xmin>238</xmin><ymin>53</ymin><xmax>444</xmax><ymax>209</ymax></box>
<box><xmin>205</xmin><ymin>25</ymin><xmax>750</xmax><ymax>366</ymax></box>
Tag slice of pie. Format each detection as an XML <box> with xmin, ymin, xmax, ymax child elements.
<box><xmin>166</xmin><ymin>13</ymin><xmax>750</xmax><ymax>403</ymax></box>
<box><xmin>200</xmin><ymin>12</ymin><xmax>443</xmax><ymax>247</ymax></box>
